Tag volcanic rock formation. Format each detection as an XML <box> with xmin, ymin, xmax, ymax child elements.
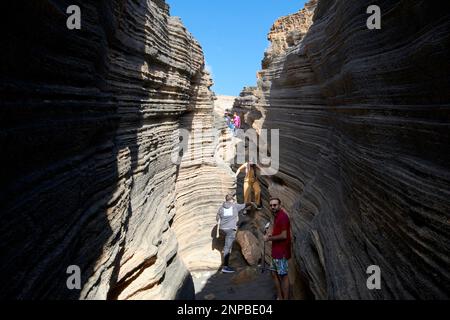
<box><xmin>236</xmin><ymin>0</ymin><xmax>450</xmax><ymax>299</ymax></box>
<box><xmin>0</xmin><ymin>0</ymin><xmax>230</xmax><ymax>300</ymax></box>
<box><xmin>2</xmin><ymin>0</ymin><xmax>449</xmax><ymax>301</ymax></box>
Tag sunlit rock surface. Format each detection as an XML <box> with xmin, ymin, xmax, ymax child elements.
<box><xmin>172</xmin><ymin>91</ymin><xmax>237</xmax><ymax>271</ymax></box>
<box><xmin>237</xmin><ymin>0</ymin><xmax>450</xmax><ymax>299</ymax></box>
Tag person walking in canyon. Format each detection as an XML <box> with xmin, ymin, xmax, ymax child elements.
<box><xmin>224</xmin><ymin>110</ymin><xmax>235</xmax><ymax>136</ymax></box>
<box><xmin>235</xmin><ymin>161</ymin><xmax>262</xmax><ymax>210</ymax></box>
<box><xmin>216</xmin><ymin>194</ymin><xmax>257</xmax><ymax>273</ymax></box>
<box><xmin>264</xmin><ymin>197</ymin><xmax>292</xmax><ymax>300</ymax></box>
<box><xmin>232</xmin><ymin>112</ymin><xmax>241</xmax><ymax>136</ymax></box>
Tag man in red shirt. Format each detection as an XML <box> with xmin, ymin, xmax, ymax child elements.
<box><xmin>264</xmin><ymin>197</ymin><xmax>291</xmax><ymax>300</ymax></box>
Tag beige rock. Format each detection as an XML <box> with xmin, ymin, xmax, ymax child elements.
<box><xmin>266</xmin><ymin>0</ymin><xmax>317</xmax><ymax>56</ymax></box>
<box><xmin>236</xmin><ymin>230</ymin><xmax>261</xmax><ymax>266</ymax></box>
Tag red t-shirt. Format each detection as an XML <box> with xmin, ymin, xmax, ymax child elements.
<box><xmin>271</xmin><ymin>209</ymin><xmax>291</xmax><ymax>259</ymax></box>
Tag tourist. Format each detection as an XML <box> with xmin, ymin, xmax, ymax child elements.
<box><xmin>264</xmin><ymin>198</ymin><xmax>292</xmax><ymax>300</ymax></box>
<box><xmin>233</xmin><ymin>112</ymin><xmax>241</xmax><ymax>136</ymax></box>
<box><xmin>235</xmin><ymin>161</ymin><xmax>262</xmax><ymax>210</ymax></box>
<box><xmin>224</xmin><ymin>111</ymin><xmax>235</xmax><ymax>135</ymax></box>
<box><xmin>224</xmin><ymin>111</ymin><xmax>230</xmax><ymax>126</ymax></box>
<box><xmin>233</xmin><ymin>112</ymin><xmax>241</xmax><ymax>129</ymax></box>
<box><xmin>227</xmin><ymin>115</ymin><xmax>235</xmax><ymax>135</ymax></box>
<box><xmin>216</xmin><ymin>194</ymin><xmax>256</xmax><ymax>273</ymax></box>
<box><xmin>233</xmin><ymin>112</ymin><xmax>241</xmax><ymax>137</ymax></box>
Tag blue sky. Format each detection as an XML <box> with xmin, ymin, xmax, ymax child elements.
<box><xmin>167</xmin><ymin>0</ymin><xmax>307</xmax><ymax>96</ymax></box>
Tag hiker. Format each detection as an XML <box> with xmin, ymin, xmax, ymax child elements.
<box><xmin>264</xmin><ymin>197</ymin><xmax>292</xmax><ymax>300</ymax></box>
<box><xmin>216</xmin><ymin>194</ymin><xmax>256</xmax><ymax>273</ymax></box>
<box><xmin>224</xmin><ymin>110</ymin><xmax>235</xmax><ymax>135</ymax></box>
<box><xmin>234</xmin><ymin>161</ymin><xmax>262</xmax><ymax>210</ymax></box>
<box><xmin>228</xmin><ymin>115</ymin><xmax>235</xmax><ymax>135</ymax></box>
<box><xmin>233</xmin><ymin>112</ymin><xmax>241</xmax><ymax>136</ymax></box>
<box><xmin>224</xmin><ymin>111</ymin><xmax>231</xmax><ymax>126</ymax></box>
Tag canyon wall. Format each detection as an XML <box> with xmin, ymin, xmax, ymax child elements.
<box><xmin>173</xmin><ymin>87</ymin><xmax>236</xmax><ymax>272</ymax></box>
<box><xmin>237</xmin><ymin>0</ymin><xmax>450</xmax><ymax>299</ymax></box>
<box><xmin>0</xmin><ymin>0</ymin><xmax>222</xmax><ymax>299</ymax></box>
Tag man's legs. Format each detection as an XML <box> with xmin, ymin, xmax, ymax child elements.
<box><xmin>253</xmin><ymin>181</ymin><xmax>261</xmax><ymax>207</ymax></box>
<box><xmin>223</xmin><ymin>253</ymin><xmax>230</xmax><ymax>267</ymax></box>
<box><xmin>270</xmin><ymin>258</ymin><xmax>290</xmax><ymax>299</ymax></box>
<box><xmin>243</xmin><ymin>180</ymin><xmax>251</xmax><ymax>203</ymax></box>
<box><xmin>280</xmin><ymin>275</ymin><xmax>290</xmax><ymax>300</ymax></box>
<box><xmin>222</xmin><ymin>229</ymin><xmax>236</xmax><ymax>272</ymax></box>
<box><xmin>271</xmin><ymin>271</ymin><xmax>283</xmax><ymax>300</ymax></box>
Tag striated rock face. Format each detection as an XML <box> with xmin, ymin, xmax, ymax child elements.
<box><xmin>233</xmin><ymin>87</ymin><xmax>263</xmax><ymax>132</ymax></box>
<box><xmin>265</xmin><ymin>0</ymin><xmax>317</xmax><ymax>63</ymax></box>
<box><xmin>213</xmin><ymin>95</ymin><xmax>239</xmax><ymax>165</ymax></box>
<box><xmin>238</xmin><ymin>0</ymin><xmax>450</xmax><ymax>299</ymax></box>
<box><xmin>214</xmin><ymin>95</ymin><xmax>237</xmax><ymax>114</ymax></box>
<box><xmin>0</xmin><ymin>0</ymin><xmax>223</xmax><ymax>300</ymax></box>
<box><xmin>172</xmin><ymin>91</ymin><xmax>236</xmax><ymax>272</ymax></box>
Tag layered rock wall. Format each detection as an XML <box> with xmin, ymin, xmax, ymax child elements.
<box><xmin>237</xmin><ymin>0</ymin><xmax>450</xmax><ymax>299</ymax></box>
<box><xmin>173</xmin><ymin>91</ymin><xmax>236</xmax><ymax>271</ymax></box>
<box><xmin>0</xmin><ymin>0</ymin><xmax>223</xmax><ymax>299</ymax></box>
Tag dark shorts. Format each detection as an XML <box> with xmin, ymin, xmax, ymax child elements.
<box><xmin>270</xmin><ymin>258</ymin><xmax>289</xmax><ymax>276</ymax></box>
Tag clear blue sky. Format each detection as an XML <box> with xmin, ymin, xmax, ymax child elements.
<box><xmin>167</xmin><ymin>0</ymin><xmax>307</xmax><ymax>96</ymax></box>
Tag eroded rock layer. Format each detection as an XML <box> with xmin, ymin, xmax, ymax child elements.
<box><xmin>173</xmin><ymin>91</ymin><xmax>237</xmax><ymax>271</ymax></box>
<box><xmin>238</xmin><ymin>0</ymin><xmax>450</xmax><ymax>299</ymax></box>
<box><xmin>0</xmin><ymin>0</ymin><xmax>218</xmax><ymax>300</ymax></box>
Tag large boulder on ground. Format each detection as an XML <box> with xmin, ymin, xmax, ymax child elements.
<box><xmin>236</xmin><ymin>230</ymin><xmax>261</xmax><ymax>266</ymax></box>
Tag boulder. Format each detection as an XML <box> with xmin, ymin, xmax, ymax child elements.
<box><xmin>236</xmin><ymin>230</ymin><xmax>261</xmax><ymax>266</ymax></box>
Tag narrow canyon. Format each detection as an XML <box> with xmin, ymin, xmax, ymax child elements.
<box><xmin>0</xmin><ymin>0</ymin><xmax>449</xmax><ymax>300</ymax></box>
